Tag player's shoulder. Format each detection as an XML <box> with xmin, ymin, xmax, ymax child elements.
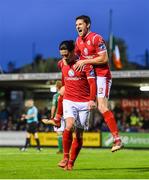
<box><xmin>88</xmin><ymin>32</ymin><xmax>106</xmax><ymax>47</ymax></box>
<box><xmin>52</xmin><ymin>93</ymin><xmax>59</xmax><ymax>102</ymax></box>
<box><xmin>89</xmin><ymin>32</ymin><xmax>104</xmax><ymax>41</ymax></box>
<box><xmin>90</xmin><ymin>32</ymin><xmax>103</xmax><ymax>38</ymax></box>
<box><xmin>53</xmin><ymin>93</ymin><xmax>57</xmax><ymax>98</ymax></box>
<box><xmin>58</xmin><ymin>59</ymin><xmax>64</xmax><ymax>69</ymax></box>
<box><xmin>32</xmin><ymin>106</ymin><xmax>38</xmax><ymax>112</ymax></box>
<box><xmin>33</xmin><ymin>106</ymin><xmax>38</xmax><ymax>110</ymax></box>
<box><xmin>75</xmin><ymin>36</ymin><xmax>81</xmax><ymax>45</ymax></box>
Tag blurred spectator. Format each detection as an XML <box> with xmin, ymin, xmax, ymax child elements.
<box><xmin>2</xmin><ymin>100</ymin><xmax>149</xmax><ymax>133</ymax></box>
<box><xmin>0</xmin><ymin>107</ymin><xmax>10</xmax><ymax>130</ymax></box>
<box><xmin>92</xmin><ymin>110</ymin><xmax>103</xmax><ymax>132</ymax></box>
<box><xmin>139</xmin><ymin>110</ymin><xmax>149</xmax><ymax>132</ymax></box>
<box><xmin>125</xmin><ymin>107</ymin><xmax>143</xmax><ymax>132</ymax></box>
<box><xmin>113</xmin><ymin>103</ymin><xmax>124</xmax><ymax>131</ymax></box>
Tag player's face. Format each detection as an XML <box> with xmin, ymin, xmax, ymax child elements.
<box><xmin>60</xmin><ymin>49</ymin><xmax>73</xmax><ymax>64</ymax></box>
<box><xmin>76</xmin><ymin>19</ymin><xmax>90</xmax><ymax>37</ymax></box>
<box><xmin>25</xmin><ymin>100</ymin><xmax>33</xmax><ymax>108</ymax></box>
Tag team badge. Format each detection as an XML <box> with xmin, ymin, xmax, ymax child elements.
<box><xmin>68</xmin><ymin>69</ymin><xmax>75</xmax><ymax>77</ymax></box>
<box><xmin>84</xmin><ymin>48</ymin><xmax>88</xmax><ymax>55</ymax></box>
<box><xmin>87</xmin><ymin>40</ymin><xmax>91</xmax><ymax>45</ymax></box>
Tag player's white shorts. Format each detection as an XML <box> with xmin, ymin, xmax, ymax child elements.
<box><xmin>63</xmin><ymin>99</ymin><xmax>89</xmax><ymax>130</ymax></box>
<box><xmin>96</xmin><ymin>76</ymin><xmax>112</xmax><ymax>98</ymax></box>
<box><xmin>54</xmin><ymin>117</ymin><xmax>65</xmax><ymax>132</ymax></box>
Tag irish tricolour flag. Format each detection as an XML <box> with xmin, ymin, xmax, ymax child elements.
<box><xmin>110</xmin><ymin>34</ymin><xmax>122</xmax><ymax>69</ymax></box>
<box><xmin>113</xmin><ymin>44</ymin><xmax>122</xmax><ymax>69</ymax></box>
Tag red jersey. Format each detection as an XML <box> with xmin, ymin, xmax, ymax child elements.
<box><xmin>75</xmin><ymin>32</ymin><xmax>111</xmax><ymax>79</ymax></box>
<box><xmin>58</xmin><ymin>60</ymin><xmax>96</xmax><ymax>102</ymax></box>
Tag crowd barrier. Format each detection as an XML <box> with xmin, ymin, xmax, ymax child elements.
<box><xmin>0</xmin><ymin>131</ymin><xmax>149</xmax><ymax>148</ymax></box>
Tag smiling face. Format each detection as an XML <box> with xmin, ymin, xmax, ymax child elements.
<box><xmin>76</xmin><ymin>19</ymin><xmax>90</xmax><ymax>37</ymax></box>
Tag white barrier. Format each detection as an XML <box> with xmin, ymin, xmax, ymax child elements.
<box><xmin>0</xmin><ymin>131</ymin><xmax>26</xmax><ymax>146</ymax></box>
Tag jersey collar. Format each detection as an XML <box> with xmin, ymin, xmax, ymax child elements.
<box><xmin>81</xmin><ymin>31</ymin><xmax>91</xmax><ymax>41</ymax></box>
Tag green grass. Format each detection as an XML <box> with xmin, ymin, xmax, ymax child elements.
<box><xmin>0</xmin><ymin>148</ymin><xmax>149</xmax><ymax>179</ymax></box>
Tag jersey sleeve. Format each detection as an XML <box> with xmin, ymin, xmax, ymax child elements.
<box><xmin>75</xmin><ymin>38</ymin><xmax>81</xmax><ymax>57</ymax></box>
<box><xmin>84</xmin><ymin>64</ymin><xmax>96</xmax><ymax>79</ymax></box>
<box><xmin>93</xmin><ymin>34</ymin><xmax>107</xmax><ymax>54</ymax></box>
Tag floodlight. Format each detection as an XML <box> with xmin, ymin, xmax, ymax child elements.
<box><xmin>140</xmin><ymin>85</ymin><xmax>149</xmax><ymax>91</ymax></box>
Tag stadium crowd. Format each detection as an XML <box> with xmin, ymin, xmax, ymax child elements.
<box><xmin>0</xmin><ymin>105</ymin><xmax>149</xmax><ymax>133</ymax></box>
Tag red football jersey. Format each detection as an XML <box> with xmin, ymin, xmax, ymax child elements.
<box><xmin>58</xmin><ymin>60</ymin><xmax>96</xmax><ymax>102</ymax></box>
<box><xmin>75</xmin><ymin>32</ymin><xmax>111</xmax><ymax>78</ymax></box>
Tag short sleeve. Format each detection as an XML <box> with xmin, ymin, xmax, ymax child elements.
<box><xmin>84</xmin><ymin>64</ymin><xmax>95</xmax><ymax>79</ymax></box>
<box><xmin>93</xmin><ymin>34</ymin><xmax>107</xmax><ymax>54</ymax></box>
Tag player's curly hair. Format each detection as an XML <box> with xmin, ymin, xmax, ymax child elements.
<box><xmin>59</xmin><ymin>40</ymin><xmax>75</xmax><ymax>52</ymax></box>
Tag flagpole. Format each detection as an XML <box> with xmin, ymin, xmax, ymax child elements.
<box><xmin>108</xmin><ymin>9</ymin><xmax>113</xmax><ymax>70</ymax></box>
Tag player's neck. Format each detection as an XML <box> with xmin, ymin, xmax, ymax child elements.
<box><xmin>81</xmin><ymin>30</ymin><xmax>91</xmax><ymax>39</ymax></box>
<box><xmin>63</xmin><ymin>59</ymin><xmax>68</xmax><ymax>65</ymax></box>
<box><xmin>63</xmin><ymin>55</ymin><xmax>76</xmax><ymax>66</ymax></box>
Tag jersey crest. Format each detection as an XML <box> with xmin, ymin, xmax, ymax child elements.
<box><xmin>87</xmin><ymin>40</ymin><xmax>91</xmax><ymax>45</ymax></box>
<box><xmin>68</xmin><ymin>69</ymin><xmax>75</xmax><ymax>77</ymax></box>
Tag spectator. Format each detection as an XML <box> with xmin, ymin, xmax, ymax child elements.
<box><xmin>139</xmin><ymin>110</ymin><xmax>149</xmax><ymax>132</ymax></box>
<box><xmin>126</xmin><ymin>107</ymin><xmax>142</xmax><ymax>132</ymax></box>
<box><xmin>0</xmin><ymin>107</ymin><xmax>10</xmax><ymax>130</ymax></box>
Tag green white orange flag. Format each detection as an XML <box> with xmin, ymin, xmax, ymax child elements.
<box><xmin>112</xmin><ymin>44</ymin><xmax>122</xmax><ymax>69</ymax></box>
<box><xmin>109</xmin><ymin>34</ymin><xmax>122</xmax><ymax>69</ymax></box>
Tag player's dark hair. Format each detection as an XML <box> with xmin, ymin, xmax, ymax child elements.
<box><xmin>59</xmin><ymin>40</ymin><xmax>75</xmax><ymax>52</ymax></box>
<box><xmin>76</xmin><ymin>15</ymin><xmax>91</xmax><ymax>26</ymax></box>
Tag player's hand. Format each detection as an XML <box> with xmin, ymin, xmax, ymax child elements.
<box><xmin>42</xmin><ymin>119</ymin><xmax>51</xmax><ymax>124</ymax></box>
<box><xmin>74</xmin><ymin>60</ymin><xmax>85</xmax><ymax>71</ymax></box>
<box><xmin>88</xmin><ymin>100</ymin><xmax>96</xmax><ymax>110</ymax></box>
<box><xmin>21</xmin><ymin>114</ymin><xmax>26</xmax><ymax>121</ymax></box>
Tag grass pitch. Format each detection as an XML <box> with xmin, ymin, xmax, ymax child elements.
<box><xmin>0</xmin><ymin>147</ymin><xmax>149</xmax><ymax>179</ymax></box>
